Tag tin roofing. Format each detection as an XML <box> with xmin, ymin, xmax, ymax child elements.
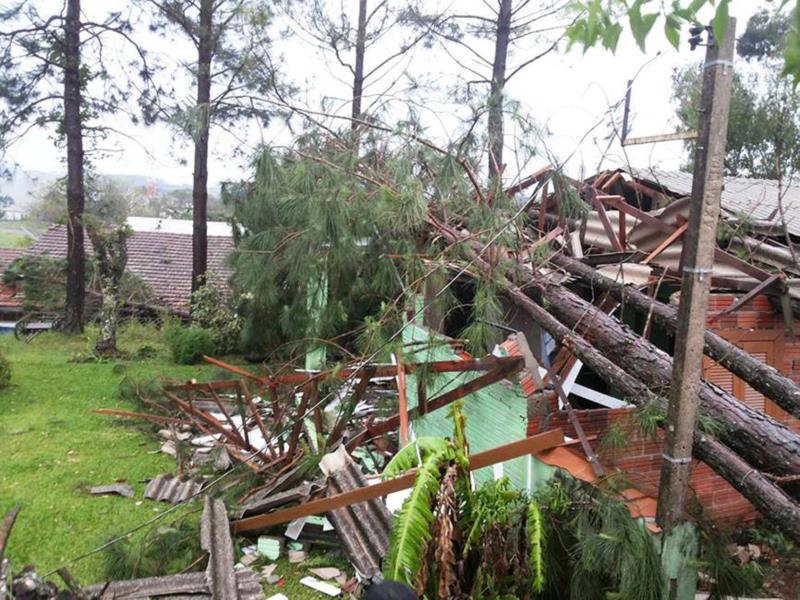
<box><xmin>623</xmin><ymin>166</ymin><xmax>800</xmax><ymax>237</ymax></box>
<box><xmin>144</xmin><ymin>474</ymin><xmax>204</xmax><ymax>503</ymax></box>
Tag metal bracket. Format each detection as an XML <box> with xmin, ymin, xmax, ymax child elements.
<box><xmin>703</xmin><ymin>59</ymin><xmax>734</xmax><ymax>73</ymax></box>
<box><xmin>683</xmin><ymin>266</ymin><xmax>713</xmax><ymax>282</ymax></box>
<box><xmin>662</xmin><ymin>453</ymin><xmax>692</xmax><ymax>465</ymax></box>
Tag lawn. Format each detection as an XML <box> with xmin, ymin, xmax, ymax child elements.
<box><xmin>0</xmin><ymin>219</ymin><xmax>47</xmax><ymax>248</ymax></box>
<box><xmin>0</xmin><ymin>324</ymin><xmax>358</xmax><ymax>598</ymax></box>
<box><xmin>0</xmin><ymin>230</ymin><xmax>33</xmax><ymax>248</ymax></box>
<box><xmin>0</xmin><ymin>324</ymin><xmax>209</xmax><ymax>583</ymax></box>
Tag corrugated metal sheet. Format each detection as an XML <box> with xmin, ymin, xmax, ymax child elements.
<box><xmin>623</xmin><ymin>166</ymin><xmax>800</xmax><ymax>237</ymax></box>
<box><xmin>319</xmin><ymin>446</ymin><xmax>392</xmax><ymax>581</ymax></box>
<box><xmin>84</xmin><ymin>569</ymin><xmax>263</xmax><ymax>599</ymax></box>
<box><xmin>144</xmin><ymin>474</ymin><xmax>204</xmax><ymax>504</ymax></box>
<box><xmin>86</xmin><ymin>495</ymin><xmax>264</xmax><ymax>599</ymax></box>
<box><xmin>201</xmin><ymin>496</ymin><xmax>238</xmax><ymax>599</ymax></box>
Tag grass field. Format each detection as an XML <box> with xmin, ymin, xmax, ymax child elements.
<box><xmin>0</xmin><ymin>325</ymin><xmax>209</xmax><ymax>583</ymax></box>
<box><xmin>0</xmin><ymin>324</ymin><xmax>356</xmax><ymax>597</ymax></box>
<box><xmin>0</xmin><ymin>230</ymin><xmax>33</xmax><ymax>248</ymax></box>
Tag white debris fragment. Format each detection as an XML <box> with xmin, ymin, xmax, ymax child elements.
<box><xmin>299</xmin><ymin>576</ymin><xmax>341</xmax><ymax>597</ymax></box>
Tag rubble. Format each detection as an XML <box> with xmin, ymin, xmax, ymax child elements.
<box><xmin>88</xmin><ymin>483</ymin><xmax>134</xmax><ymax>498</ymax></box>
<box><xmin>143</xmin><ymin>473</ymin><xmax>204</xmax><ymax>503</ymax></box>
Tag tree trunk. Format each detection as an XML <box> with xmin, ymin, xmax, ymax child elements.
<box><xmin>191</xmin><ymin>0</ymin><xmax>213</xmax><ymax>297</ymax></box>
<box><xmin>62</xmin><ymin>0</ymin><xmax>85</xmax><ymax>333</ymax></box>
<box><xmin>351</xmin><ymin>0</ymin><xmax>367</xmax><ymax>129</ymax></box>
<box><xmin>549</xmin><ymin>253</ymin><xmax>800</xmax><ymax>419</ymax></box>
<box><xmin>487</xmin><ymin>0</ymin><xmax>512</xmax><ymax>183</ymax></box>
<box><xmin>506</xmin><ymin>285</ymin><xmax>800</xmax><ymax>543</ymax></box>
<box><xmin>538</xmin><ymin>281</ymin><xmax>800</xmax><ymax>476</ymax></box>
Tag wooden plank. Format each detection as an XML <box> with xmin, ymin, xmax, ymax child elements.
<box><xmin>543</xmin><ymin>364</ymin><xmax>604</xmax><ymax>478</ymax></box>
<box><xmin>526</xmin><ymin>226</ymin><xmax>562</xmax><ymax>261</ymax></box>
<box><xmin>287</xmin><ymin>383</ymin><xmax>312</xmax><ymax>459</ymax></box>
<box><xmin>596</xmin><ymin>194</ymin><xmax>675</xmax><ymax>234</ymax></box>
<box><xmin>405</xmin><ymin>356</ymin><xmax>522</xmax><ymax>374</ymax></box>
<box><xmin>165</xmin><ymin>379</ymin><xmax>244</xmax><ymax>392</ymax></box>
<box><xmin>504</xmin><ymin>166</ymin><xmax>552</xmax><ymax>197</ymax></box>
<box><xmin>708</xmin><ymin>274</ymin><xmax>781</xmax><ymax>323</ymax></box>
<box><xmin>600</xmin><ymin>172</ymin><xmax>622</xmax><ymax>191</ymax></box>
<box><xmin>396</xmin><ymin>352</ymin><xmax>409</xmax><ymax>446</ymax></box>
<box><xmin>642</xmin><ymin>222</ymin><xmax>688</xmax><ymax>265</ymax></box>
<box><xmin>713</xmin><ymin>248</ymin><xmax>770</xmax><ymax>282</ymax></box>
<box><xmin>94</xmin><ymin>408</ymin><xmax>185</xmax><ymax>426</ymax></box>
<box><xmin>232</xmin><ymin>429</ymin><xmax>565</xmax><ymax>533</ymax></box>
<box><xmin>590</xmin><ymin>190</ymin><xmax>623</xmax><ymax>252</ymax></box>
<box><xmin>346</xmin><ymin>359</ymin><xmax>524</xmax><ymax>450</ymax></box>
<box><xmin>203</xmin><ymin>356</ymin><xmax>271</xmax><ymax>385</ymax></box>
<box><xmin>423</xmin><ymin>360</ymin><xmax>523</xmax><ymax>415</ymax></box>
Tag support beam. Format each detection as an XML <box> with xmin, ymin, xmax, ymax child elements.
<box><xmin>708</xmin><ymin>274</ymin><xmax>781</xmax><ymax>323</ymax></box>
<box><xmin>232</xmin><ymin>429</ymin><xmax>565</xmax><ymax>532</ymax></box>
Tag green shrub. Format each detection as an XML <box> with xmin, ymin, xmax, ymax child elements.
<box><xmin>190</xmin><ymin>276</ymin><xmax>242</xmax><ymax>354</ymax></box>
<box><xmin>0</xmin><ymin>352</ymin><xmax>11</xmax><ymax>388</ymax></box>
<box><xmin>165</xmin><ymin>325</ymin><xmax>216</xmax><ymax>364</ymax></box>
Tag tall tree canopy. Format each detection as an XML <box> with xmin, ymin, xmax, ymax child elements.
<box><xmin>141</xmin><ymin>0</ymin><xmax>278</xmax><ymax>296</ymax></box>
<box><xmin>285</xmin><ymin>0</ymin><xmax>436</xmax><ymax>130</ymax></box>
<box><xmin>672</xmin><ymin>9</ymin><xmax>800</xmax><ymax>179</ymax></box>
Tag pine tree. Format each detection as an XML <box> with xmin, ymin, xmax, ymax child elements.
<box><xmin>140</xmin><ymin>0</ymin><xmax>280</xmax><ymax>297</ymax></box>
<box><xmin>0</xmin><ymin>1</ymin><xmax>151</xmax><ymax>333</ymax></box>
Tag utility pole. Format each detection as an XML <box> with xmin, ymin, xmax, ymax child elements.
<box><xmin>656</xmin><ymin>16</ymin><xmax>736</xmax><ymax>595</ymax></box>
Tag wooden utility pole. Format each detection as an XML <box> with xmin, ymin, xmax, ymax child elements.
<box><xmin>656</xmin><ymin>17</ymin><xmax>736</xmax><ymax>534</ymax></box>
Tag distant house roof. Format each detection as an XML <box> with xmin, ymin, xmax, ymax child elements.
<box><xmin>127</xmin><ymin>216</ymin><xmax>233</xmax><ymax>236</ymax></box>
<box><xmin>27</xmin><ymin>225</ymin><xmax>234</xmax><ymax>313</ymax></box>
<box><xmin>0</xmin><ymin>248</ymin><xmax>24</xmax><ymax>272</ymax></box>
<box><xmin>622</xmin><ymin>166</ymin><xmax>800</xmax><ymax>237</ymax></box>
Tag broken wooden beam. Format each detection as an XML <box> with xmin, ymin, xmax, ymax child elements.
<box><xmin>708</xmin><ymin>273</ymin><xmax>782</xmax><ymax>323</ymax></box>
<box><xmin>233</xmin><ymin>429</ymin><xmax>564</xmax><ymax>533</ymax></box>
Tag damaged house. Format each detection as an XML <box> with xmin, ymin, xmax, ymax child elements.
<box><xmin>518</xmin><ymin>165</ymin><xmax>800</xmax><ymax>525</ymax></box>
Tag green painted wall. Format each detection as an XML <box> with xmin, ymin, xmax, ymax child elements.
<box><xmin>403</xmin><ymin>325</ymin><xmax>530</xmax><ymax>489</ymax></box>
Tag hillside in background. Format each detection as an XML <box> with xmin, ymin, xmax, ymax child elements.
<box><xmin>0</xmin><ymin>168</ymin><xmax>223</xmax><ymax>211</ymax></box>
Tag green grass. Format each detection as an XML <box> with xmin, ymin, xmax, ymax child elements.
<box><xmin>0</xmin><ymin>323</ymin><xmax>363</xmax><ymax>597</ymax></box>
<box><xmin>0</xmin><ymin>323</ymin><xmax>212</xmax><ymax>584</ymax></box>
<box><xmin>0</xmin><ymin>230</ymin><xmax>33</xmax><ymax>248</ymax></box>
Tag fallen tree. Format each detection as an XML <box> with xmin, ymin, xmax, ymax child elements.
<box><xmin>427</xmin><ymin>217</ymin><xmax>800</xmax><ymax>542</ymax></box>
<box><xmin>549</xmin><ymin>252</ymin><xmax>800</xmax><ymax>420</ymax></box>
<box><xmin>430</xmin><ymin>218</ymin><xmax>800</xmax><ymax>477</ymax></box>
<box><xmin>506</xmin><ymin>285</ymin><xmax>800</xmax><ymax>544</ymax></box>
<box><xmin>537</xmin><ymin>280</ymin><xmax>800</xmax><ymax>476</ymax></box>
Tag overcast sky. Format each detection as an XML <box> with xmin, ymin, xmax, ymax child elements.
<box><xmin>3</xmin><ymin>0</ymin><xmax>763</xmax><ymax>188</ymax></box>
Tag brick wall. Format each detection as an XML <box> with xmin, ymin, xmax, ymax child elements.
<box><xmin>528</xmin><ymin>408</ymin><xmax>760</xmax><ymax>524</ymax></box>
